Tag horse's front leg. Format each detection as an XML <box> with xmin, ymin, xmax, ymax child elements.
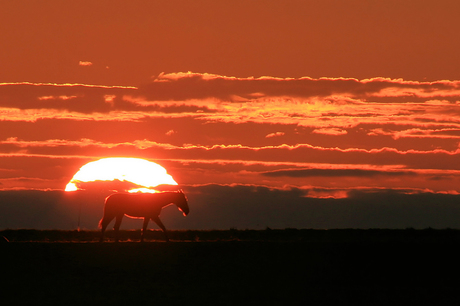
<box><xmin>141</xmin><ymin>217</ymin><xmax>150</xmax><ymax>242</ymax></box>
<box><xmin>113</xmin><ymin>214</ymin><xmax>123</xmax><ymax>242</ymax></box>
<box><xmin>152</xmin><ymin>216</ymin><xmax>169</xmax><ymax>242</ymax></box>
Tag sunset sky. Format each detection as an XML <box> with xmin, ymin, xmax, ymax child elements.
<box><xmin>2</xmin><ymin>0</ymin><xmax>460</xmax><ymax>230</ymax></box>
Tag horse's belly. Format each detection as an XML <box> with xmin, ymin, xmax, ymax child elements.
<box><xmin>124</xmin><ymin>214</ymin><xmax>144</xmax><ymax>219</ymax></box>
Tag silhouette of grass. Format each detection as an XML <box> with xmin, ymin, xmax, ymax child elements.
<box><xmin>2</xmin><ymin>228</ymin><xmax>460</xmax><ymax>242</ymax></box>
<box><xmin>2</xmin><ymin>229</ymin><xmax>460</xmax><ymax>305</ymax></box>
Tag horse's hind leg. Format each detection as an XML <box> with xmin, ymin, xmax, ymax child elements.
<box><xmin>141</xmin><ymin>217</ymin><xmax>150</xmax><ymax>242</ymax></box>
<box><xmin>113</xmin><ymin>214</ymin><xmax>123</xmax><ymax>242</ymax></box>
<box><xmin>99</xmin><ymin>215</ymin><xmax>115</xmax><ymax>243</ymax></box>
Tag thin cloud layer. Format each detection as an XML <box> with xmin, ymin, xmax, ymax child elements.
<box><xmin>145</xmin><ymin>72</ymin><xmax>460</xmax><ymax>101</ymax></box>
<box><xmin>262</xmin><ymin>168</ymin><xmax>417</xmax><ymax>178</ymax></box>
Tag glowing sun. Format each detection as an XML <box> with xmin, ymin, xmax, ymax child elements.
<box><xmin>65</xmin><ymin>157</ymin><xmax>177</xmax><ymax>192</ymax></box>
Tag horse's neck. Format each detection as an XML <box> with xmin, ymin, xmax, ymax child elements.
<box><xmin>160</xmin><ymin>193</ymin><xmax>180</xmax><ymax>208</ymax></box>
<box><xmin>162</xmin><ymin>202</ymin><xmax>174</xmax><ymax>209</ymax></box>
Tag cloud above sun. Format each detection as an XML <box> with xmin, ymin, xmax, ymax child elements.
<box><xmin>312</xmin><ymin>128</ymin><xmax>348</xmax><ymax>136</ymax></box>
<box><xmin>266</xmin><ymin>132</ymin><xmax>285</xmax><ymax>138</ymax></box>
<box><xmin>78</xmin><ymin>61</ymin><xmax>93</xmax><ymax>66</ymax></box>
<box><xmin>1</xmin><ymin>72</ymin><xmax>460</xmax><ymax>198</ymax></box>
<box><xmin>2</xmin><ymin>73</ymin><xmax>460</xmax><ymax>139</ymax></box>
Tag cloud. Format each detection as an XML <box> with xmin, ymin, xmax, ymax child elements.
<box><xmin>143</xmin><ymin>72</ymin><xmax>460</xmax><ymax>102</ymax></box>
<box><xmin>368</xmin><ymin>128</ymin><xmax>460</xmax><ymax>139</ymax></box>
<box><xmin>262</xmin><ymin>168</ymin><xmax>416</xmax><ymax>178</ymax></box>
<box><xmin>2</xmin><ymin>73</ymin><xmax>460</xmax><ymax>195</ymax></box>
<box><xmin>0</xmin><ymin>82</ymin><xmax>136</xmax><ymax>114</ymax></box>
<box><xmin>2</xmin><ymin>76</ymin><xmax>460</xmax><ymax>136</ymax></box>
<box><xmin>2</xmin><ymin>74</ymin><xmax>460</xmax><ymax>109</ymax></box>
<box><xmin>265</xmin><ymin>132</ymin><xmax>285</xmax><ymax>138</ymax></box>
<box><xmin>4</xmin><ymin>134</ymin><xmax>460</xmax><ymax>194</ymax></box>
<box><xmin>3</xmin><ymin>137</ymin><xmax>460</xmax><ymax>177</ymax></box>
<box><xmin>312</xmin><ymin>128</ymin><xmax>347</xmax><ymax>135</ymax></box>
<box><xmin>0</xmin><ymin>82</ymin><xmax>218</xmax><ymax>120</ymax></box>
<box><xmin>78</xmin><ymin>61</ymin><xmax>93</xmax><ymax>66</ymax></box>
<box><xmin>4</xmin><ymin>137</ymin><xmax>460</xmax><ymax>156</ymax></box>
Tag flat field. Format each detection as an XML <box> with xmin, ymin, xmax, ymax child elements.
<box><xmin>2</xmin><ymin>229</ymin><xmax>460</xmax><ymax>305</ymax></box>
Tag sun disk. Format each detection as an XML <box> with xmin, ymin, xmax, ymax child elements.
<box><xmin>65</xmin><ymin>157</ymin><xmax>177</xmax><ymax>192</ymax></box>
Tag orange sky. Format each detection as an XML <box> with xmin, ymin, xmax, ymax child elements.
<box><xmin>2</xmin><ymin>1</ymin><xmax>460</xmax><ymax>229</ymax></box>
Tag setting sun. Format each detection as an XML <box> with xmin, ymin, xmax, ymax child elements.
<box><xmin>65</xmin><ymin>158</ymin><xmax>177</xmax><ymax>192</ymax></box>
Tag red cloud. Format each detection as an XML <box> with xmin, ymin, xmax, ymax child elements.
<box><xmin>368</xmin><ymin>128</ymin><xmax>460</xmax><ymax>139</ymax></box>
<box><xmin>312</xmin><ymin>128</ymin><xmax>347</xmax><ymax>136</ymax></box>
<box><xmin>265</xmin><ymin>132</ymin><xmax>285</xmax><ymax>138</ymax></box>
<box><xmin>78</xmin><ymin>61</ymin><xmax>93</xmax><ymax>66</ymax></box>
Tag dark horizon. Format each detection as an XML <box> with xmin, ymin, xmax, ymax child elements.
<box><xmin>2</xmin><ymin>187</ymin><xmax>460</xmax><ymax>231</ymax></box>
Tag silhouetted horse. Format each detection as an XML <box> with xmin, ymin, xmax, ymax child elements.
<box><xmin>99</xmin><ymin>191</ymin><xmax>189</xmax><ymax>242</ymax></box>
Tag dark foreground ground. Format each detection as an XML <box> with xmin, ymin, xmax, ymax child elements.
<box><xmin>2</xmin><ymin>229</ymin><xmax>460</xmax><ymax>305</ymax></box>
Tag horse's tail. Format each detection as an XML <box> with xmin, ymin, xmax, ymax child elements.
<box><xmin>99</xmin><ymin>194</ymin><xmax>112</xmax><ymax>229</ymax></box>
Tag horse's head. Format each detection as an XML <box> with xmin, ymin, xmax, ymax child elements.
<box><xmin>175</xmin><ymin>190</ymin><xmax>189</xmax><ymax>216</ymax></box>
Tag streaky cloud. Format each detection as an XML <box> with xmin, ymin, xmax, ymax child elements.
<box><xmin>2</xmin><ymin>138</ymin><xmax>460</xmax><ymax>158</ymax></box>
<box><xmin>312</xmin><ymin>128</ymin><xmax>348</xmax><ymax>135</ymax></box>
<box><xmin>144</xmin><ymin>72</ymin><xmax>460</xmax><ymax>101</ymax></box>
<box><xmin>262</xmin><ymin>168</ymin><xmax>417</xmax><ymax>178</ymax></box>
<box><xmin>2</xmin><ymin>75</ymin><xmax>460</xmax><ymax>138</ymax></box>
